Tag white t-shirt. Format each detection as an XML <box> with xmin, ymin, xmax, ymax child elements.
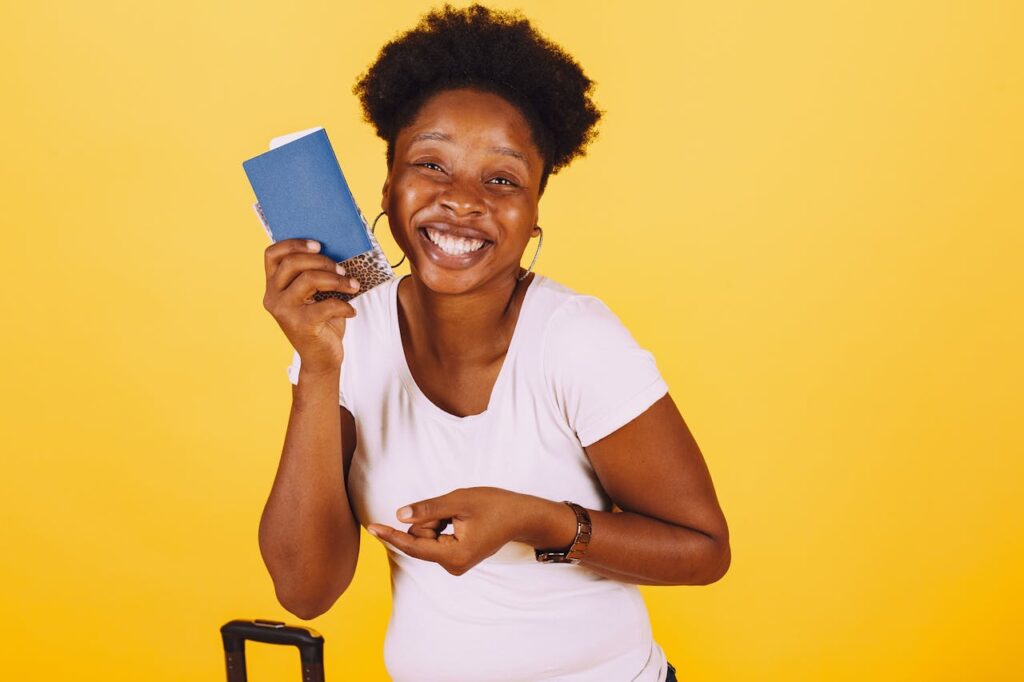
<box><xmin>286</xmin><ymin>273</ymin><xmax>672</xmax><ymax>681</ymax></box>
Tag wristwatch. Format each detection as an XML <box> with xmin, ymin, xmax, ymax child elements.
<box><xmin>535</xmin><ymin>501</ymin><xmax>592</xmax><ymax>564</ymax></box>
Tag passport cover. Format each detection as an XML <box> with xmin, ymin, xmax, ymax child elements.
<box><xmin>243</xmin><ymin>127</ymin><xmax>395</xmax><ymax>301</ymax></box>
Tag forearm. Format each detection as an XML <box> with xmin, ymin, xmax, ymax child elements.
<box><xmin>514</xmin><ymin>495</ymin><xmax>730</xmax><ymax>586</ymax></box>
<box><xmin>258</xmin><ymin>366</ymin><xmax>359</xmax><ymax>616</ymax></box>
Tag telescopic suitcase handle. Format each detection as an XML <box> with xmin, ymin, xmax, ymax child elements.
<box><xmin>221</xmin><ymin>618</ymin><xmax>325</xmax><ymax>682</ymax></box>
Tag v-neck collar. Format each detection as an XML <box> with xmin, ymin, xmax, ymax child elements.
<box><xmin>389</xmin><ymin>273</ymin><xmax>543</xmax><ymax>424</ymax></box>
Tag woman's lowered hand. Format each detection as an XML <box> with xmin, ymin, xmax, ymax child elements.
<box><xmin>366</xmin><ymin>487</ymin><xmax>534</xmax><ymax>575</ymax></box>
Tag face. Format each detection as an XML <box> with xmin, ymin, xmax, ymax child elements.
<box><xmin>380</xmin><ymin>87</ymin><xmax>545</xmax><ymax>295</ymax></box>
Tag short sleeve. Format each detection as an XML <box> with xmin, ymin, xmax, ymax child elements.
<box><xmin>543</xmin><ymin>296</ymin><xmax>669</xmax><ymax>447</ymax></box>
<box><xmin>286</xmin><ymin>349</ymin><xmax>350</xmax><ymax>410</ymax></box>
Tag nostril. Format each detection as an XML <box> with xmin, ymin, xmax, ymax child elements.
<box><xmin>439</xmin><ymin>192</ymin><xmax>486</xmax><ymax>214</ymax></box>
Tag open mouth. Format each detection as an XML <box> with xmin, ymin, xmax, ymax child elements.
<box><xmin>418</xmin><ymin>226</ymin><xmax>494</xmax><ymax>258</ymax></box>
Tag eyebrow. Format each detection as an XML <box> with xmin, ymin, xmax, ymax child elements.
<box><xmin>409</xmin><ymin>131</ymin><xmax>531</xmax><ymax>168</ymax></box>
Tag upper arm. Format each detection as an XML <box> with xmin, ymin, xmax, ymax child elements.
<box><xmin>584</xmin><ymin>392</ymin><xmax>729</xmax><ymax>544</ymax></box>
<box><xmin>339</xmin><ymin>404</ymin><xmax>357</xmax><ymax>485</ymax></box>
<box><xmin>541</xmin><ymin>296</ymin><xmax>725</xmax><ymax>537</ymax></box>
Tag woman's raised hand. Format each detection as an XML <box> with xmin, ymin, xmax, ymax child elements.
<box><xmin>262</xmin><ymin>238</ymin><xmax>361</xmax><ymax>374</ymax></box>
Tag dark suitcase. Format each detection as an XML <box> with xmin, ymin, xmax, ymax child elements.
<box><xmin>221</xmin><ymin>618</ymin><xmax>325</xmax><ymax>682</ymax></box>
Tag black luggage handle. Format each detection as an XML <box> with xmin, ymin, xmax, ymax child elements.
<box><xmin>221</xmin><ymin>618</ymin><xmax>325</xmax><ymax>682</ymax></box>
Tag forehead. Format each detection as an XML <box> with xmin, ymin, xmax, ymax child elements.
<box><xmin>397</xmin><ymin>88</ymin><xmax>540</xmax><ymax>158</ymax></box>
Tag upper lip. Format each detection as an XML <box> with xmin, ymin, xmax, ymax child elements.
<box><xmin>418</xmin><ymin>221</ymin><xmax>494</xmax><ymax>242</ymax></box>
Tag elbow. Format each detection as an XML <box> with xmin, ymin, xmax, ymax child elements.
<box><xmin>282</xmin><ymin>600</ymin><xmax>326</xmax><ymax>622</ymax></box>
<box><xmin>275</xmin><ymin>583</ymin><xmax>343</xmax><ymax>621</ymax></box>
<box><xmin>270</xmin><ymin>566</ymin><xmax>353</xmax><ymax>621</ymax></box>
<box><xmin>673</xmin><ymin>527</ymin><xmax>730</xmax><ymax>586</ymax></box>
<box><xmin>697</xmin><ymin>535</ymin><xmax>731</xmax><ymax>585</ymax></box>
<box><xmin>258</xmin><ymin>531</ymin><xmax>358</xmax><ymax>620</ymax></box>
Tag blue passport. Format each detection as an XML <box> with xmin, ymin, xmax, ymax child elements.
<box><xmin>242</xmin><ymin>127</ymin><xmax>373</xmax><ymax>264</ymax></box>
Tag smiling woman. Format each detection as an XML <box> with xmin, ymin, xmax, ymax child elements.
<box><xmin>257</xmin><ymin>4</ymin><xmax>728</xmax><ymax>682</ymax></box>
<box><xmin>382</xmin><ymin>87</ymin><xmax>545</xmax><ymax>293</ymax></box>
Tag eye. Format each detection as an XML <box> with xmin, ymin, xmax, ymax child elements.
<box><xmin>488</xmin><ymin>176</ymin><xmax>518</xmax><ymax>187</ymax></box>
<box><xmin>417</xmin><ymin>162</ymin><xmax>445</xmax><ymax>172</ymax></box>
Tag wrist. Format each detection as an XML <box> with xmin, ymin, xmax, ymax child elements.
<box><xmin>513</xmin><ymin>494</ymin><xmax>579</xmax><ymax>550</ymax></box>
<box><xmin>298</xmin><ymin>359</ymin><xmax>342</xmax><ymax>379</ymax></box>
<box><xmin>297</xmin><ymin>363</ymin><xmax>341</xmax><ymax>384</ymax></box>
<box><xmin>293</xmin><ymin>365</ymin><xmax>341</xmax><ymax>406</ymax></box>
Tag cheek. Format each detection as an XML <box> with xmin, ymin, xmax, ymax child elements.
<box><xmin>388</xmin><ymin>175</ymin><xmax>439</xmax><ymax>217</ymax></box>
<box><xmin>496</xmin><ymin>200</ymin><xmax>537</xmax><ymax>236</ymax></box>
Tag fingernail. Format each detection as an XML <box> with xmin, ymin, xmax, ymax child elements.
<box><xmin>368</xmin><ymin>528</ymin><xmax>379</xmax><ymax>538</ymax></box>
<box><xmin>397</xmin><ymin>506</ymin><xmax>412</xmax><ymax>521</ymax></box>
<box><xmin>336</xmin><ymin>263</ymin><xmax>346</xmax><ymax>275</ymax></box>
<box><xmin>307</xmin><ymin>240</ymin><xmax>320</xmax><ymax>251</ymax></box>
<box><xmin>349</xmin><ymin>278</ymin><xmax>360</xmax><ymax>290</ymax></box>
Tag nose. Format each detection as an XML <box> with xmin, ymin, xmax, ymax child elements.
<box><xmin>438</xmin><ymin>178</ymin><xmax>485</xmax><ymax>218</ymax></box>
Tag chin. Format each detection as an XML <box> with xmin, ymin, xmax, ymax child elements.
<box><xmin>414</xmin><ymin>264</ymin><xmax>491</xmax><ymax>295</ymax></box>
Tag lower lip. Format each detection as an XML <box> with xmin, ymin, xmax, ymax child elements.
<box><xmin>417</xmin><ymin>228</ymin><xmax>493</xmax><ymax>268</ymax></box>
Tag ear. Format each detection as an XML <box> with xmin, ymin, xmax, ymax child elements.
<box><xmin>380</xmin><ymin>178</ymin><xmax>390</xmax><ymax>213</ymax></box>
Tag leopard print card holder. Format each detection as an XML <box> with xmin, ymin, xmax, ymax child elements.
<box><xmin>253</xmin><ymin>200</ymin><xmax>395</xmax><ymax>302</ymax></box>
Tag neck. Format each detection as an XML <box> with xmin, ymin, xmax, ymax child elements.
<box><xmin>398</xmin><ymin>270</ymin><xmax>534</xmax><ymax>367</ymax></box>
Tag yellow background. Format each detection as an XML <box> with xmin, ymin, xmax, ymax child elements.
<box><xmin>2</xmin><ymin>1</ymin><xmax>1021</xmax><ymax>679</ymax></box>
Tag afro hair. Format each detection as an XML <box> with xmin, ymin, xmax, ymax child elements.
<box><xmin>353</xmin><ymin>3</ymin><xmax>603</xmax><ymax>193</ymax></box>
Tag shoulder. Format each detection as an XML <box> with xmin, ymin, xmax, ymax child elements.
<box><xmin>530</xmin><ymin>274</ymin><xmax>613</xmax><ymax>323</ymax></box>
<box><xmin>531</xmin><ymin>276</ymin><xmax>667</xmax><ymax>446</ymax></box>
<box><xmin>531</xmin><ymin>275</ymin><xmax>635</xmax><ymax>353</ymax></box>
<box><xmin>532</xmin><ymin>275</ymin><xmax>652</xmax><ymax>383</ymax></box>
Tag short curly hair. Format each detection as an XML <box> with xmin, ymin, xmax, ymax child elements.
<box><xmin>353</xmin><ymin>3</ymin><xmax>603</xmax><ymax>194</ymax></box>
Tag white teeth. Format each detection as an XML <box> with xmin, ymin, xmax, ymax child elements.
<box><xmin>425</xmin><ymin>227</ymin><xmax>486</xmax><ymax>256</ymax></box>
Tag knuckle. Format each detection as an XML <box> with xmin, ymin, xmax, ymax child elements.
<box><xmin>265</xmin><ymin>240</ymin><xmax>294</xmax><ymax>265</ymax></box>
<box><xmin>263</xmin><ymin>292</ymin><xmax>281</xmax><ymax>314</ymax></box>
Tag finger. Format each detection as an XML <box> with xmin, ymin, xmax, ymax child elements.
<box><xmin>282</xmin><ymin>269</ymin><xmax>361</xmax><ymax>307</ymax></box>
<box><xmin>302</xmin><ymin>296</ymin><xmax>357</xmax><ymax>324</ymax></box>
<box><xmin>264</xmin><ymin>238</ymin><xmax>324</xmax><ymax>280</ymax></box>
<box><xmin>407</xmin><ymin>519</ymin><xmax>450</xmax><ymax>539</ymax></box>
<box><xmin>368</xmin><ymin>524</ymin><xmax>451</xmax><ymax>564</ymax></box>
<box><xmin>407</xmin><ymin>524</ymin><xmax>438</xmax><ymax>540</ymax></box>
<box><xmin>396</xmin><ymin>490</ymin><xmax>465</xmax><ymax>524</ymax></box>
<box><xmin>271</xmin><ymin>252</ymin><xmax>350</xmax><ymax>295</ymax></box>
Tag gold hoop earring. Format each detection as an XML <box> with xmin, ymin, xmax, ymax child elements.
<box><xmin>518</xmin><ymin>226</ymin><xmax>543</xmax><ymax>281</ymax></box>
<box><xmin>371</xmin><ymin>211</ymin><xmax>407</xmax><ymax>269</ymax></box>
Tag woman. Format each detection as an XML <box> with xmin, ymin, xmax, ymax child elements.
<box><xmin>258</xmin><ymin>5</ymin><xmax>729</xmax><ymax>681</ymax></box>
